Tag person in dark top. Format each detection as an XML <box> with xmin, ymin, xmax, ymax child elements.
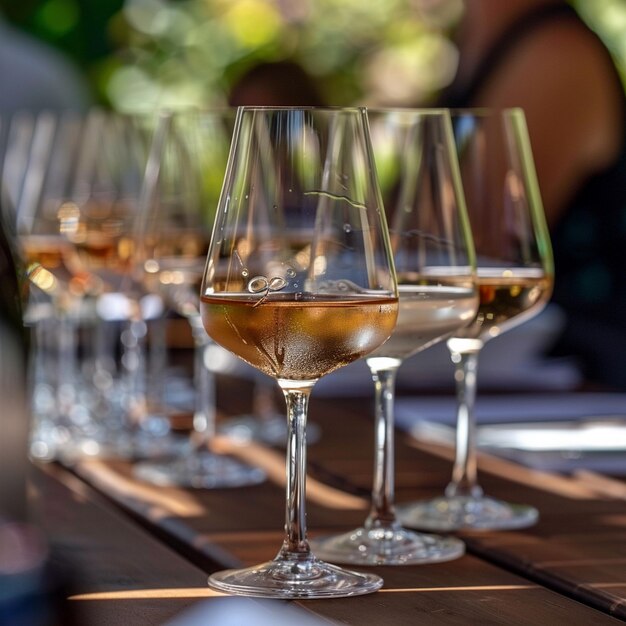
<box><xmin>439</xmin><ymin>0</ymin><xmax>626</xmax><ymax>389</ymax></box>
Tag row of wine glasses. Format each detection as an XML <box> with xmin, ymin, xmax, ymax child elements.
<box><xmin>7</xmin><ymin>108</ymin><xmax>310</xmax><ymax>486</ymax></box>
<box><xmin>197</xmin><ymin>106</ymin><xmax>553</xmax><ymax>598</ymax></box>
<box><xmin>6</xmin><ymin>108</ymin><xmax>268</xmax><ymax>489</ymax></box>
<box><xmin>9</xmin><ymin>110</ymin><xmax>167</xmax><ymax>460</ymax></box>
<box><xmin>8</xmin><ymin>105</ymin><xmax>552</xmax><ymax>599</ymax></box>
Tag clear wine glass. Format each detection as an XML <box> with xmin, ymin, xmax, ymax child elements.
<box><xmin>14</xmin><ymin>109</ymin><xmax>177</xmax><ymax>460</ymax></box>
<box><xmin>311</xmin><ymin>109</ymin><xmax>477</xmax><ymax>565</ymax></box>
<box><xmin>397</xmin><ymin>108</ymin><xmax>554</xmax><ymax>531</ymax></box>
<box><xmin>14</xmin><ymin>110</ymin><xmax>143</xmax><ymax>457</ymax></box>
<box><xmin>200</xmin><ymin>106</ymin><xmax>398</xmax><ymax>598</ymax></box>
<box><xmin>132</xmin><ymin>109</ymin><xmax>266</xmax><ymax>488</ymax></box>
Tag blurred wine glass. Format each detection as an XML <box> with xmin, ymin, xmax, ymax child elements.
<box><xmin>201</xmin><ymin>106</ymin><xmax>398</xmax><ymax>598</ymax></box>
<box><xmin>132</xmin><ymin>110</ymin><xmax>266</xmax><ymax>488</ymax></box>
<box><xmin>397</xmin><ymin>108</ymin><xmax>554</xmax><ymax>531</ymax></box>
<box><xmin>311</xmin><ymin>109</ymin><xmax>476</xmax><ymax>566</ymax></box>
<box><xmin>10</xmin><ymin>110</ymin><xmax>175</xmax><ymax>460</ymax></box>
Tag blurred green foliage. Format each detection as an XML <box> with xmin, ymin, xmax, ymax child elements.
<box><xmin>0</xmin><ymin>0</ymin><xmax>624</xmax><ymax>111</ymax></box>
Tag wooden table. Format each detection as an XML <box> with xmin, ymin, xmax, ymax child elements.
<box><xmin>29</xmin><ymin>383</ymin><xmax>626</xmax><ymax>625</ymax></box>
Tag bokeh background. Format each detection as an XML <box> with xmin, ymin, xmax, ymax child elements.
<box><xmin>1</xmin><ymin>0</ymin><xmax>624</xmax><ymax>112</ymax></box>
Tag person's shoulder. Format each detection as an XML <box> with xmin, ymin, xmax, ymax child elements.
<box><xmin>509</xmin><ymin>15</ymin><xmax>623</xmax><ymax>105</ymax></box>
<box><xmin>484</xmin><ymin>13</ymin><xmax>624</xmax><ymax>132</ymax></box>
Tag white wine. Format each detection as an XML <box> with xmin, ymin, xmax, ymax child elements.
<box><xmin>201</xmin><ymin>292</ymin><xmax>398</xmax><ymax>380</ymax></box>
<box><xmin>451</xmin><ymin>268</ymin><xmax>552</xmax><ymax>348</ymax></box>
<box><xmin>368</xmin><ymin>284</ymin><xmax>478</xmax><ymax>361</ymax></box>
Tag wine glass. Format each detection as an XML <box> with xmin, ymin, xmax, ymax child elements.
<box><xmin>200</xmin><ymin>106</ymin><xmax>398</xmax><ymax>598</ymax></box>
<box><xmin>14</xmin><ymin>110</ymin><xmax>142</xmax><ymax>457</ymax></box>
<box><xmin>132</xmin><ymin>109</ymin><xmax>265</xmax><ymax>488</ymax></box>
<box><xmin>13</xmin><ymin>109</ymin><xmax>176</xmax><ymax>460</ymax></box>
<box><xmin>397</xmin><ymin>108</ymin><xmax>554</xmax><ymax>531</ymax></box>
<box><xmin>311</xmin><ymin>109</ymin><xmax>477</xmax><ymax>566</ymax></box>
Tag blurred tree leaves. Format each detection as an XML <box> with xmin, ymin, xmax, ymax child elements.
<box><xmin>0</xmin><ymin>0</ymin><xmax>624</xmax><ymax>111</ymax></box>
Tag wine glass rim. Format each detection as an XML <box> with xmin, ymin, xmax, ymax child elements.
<box><xmin>237</xmin><ymin>105</ymin><xmax>367</xmax><ymax>112</ymax></box>
<box><xmin>447</xmin><ymin>107</ymin><xmax>525</xmax><ymax>117</ymax></box>
<box><xmin>366</xmin><ymin>107</ymin><xmax>449</xmax><ymax>115</ymax></box>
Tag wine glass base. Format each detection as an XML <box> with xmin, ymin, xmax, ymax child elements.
<box><xmin>397</xmin><ymin>495</ymin><xmax>539</xmax><ymax>532</ymax></box>
<box><xmin>30</xmin><ymin>422</ymin><xmax>189</xmax><ymax>463</ymax></box>
<box><xmin>208</xmin><ymin>554</ymin><xmax>383</xmax><ymax>599</ymax></box>
<box><xmin>133</xmin><ymin>452</ymin><xmax>266</xmax><ymax>489</ymax></box>
<box><xmin>310</xmin><ymin>526</ymin><xmax>464</xmax><ymax>566</ymax></box>
<box><xmin>219</xmin><ymin>415</ymin><xmax>321</xmax><ymax>446</ymax></box>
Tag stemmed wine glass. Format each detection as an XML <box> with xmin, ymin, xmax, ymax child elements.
<box><xmin>13</xmin><ymin>110</ymin><xmax>161</xmax><ymax>459</ymax></box>
<box><xmin>15</xmin><ymin>109</ymin><xmax>174</xmax><ymax>456</ymax></box>
<box><xmin>311</xmin><ymin>109</ymin><xmax>477</xmax><ymax>565</ymax></box>
<box><xmin>200</xmin><ymin>107</ymin><xmax>398</xmax><ymax>598</ymax></box>
<box><xmin>397</xmin><ymin>108</ymin><xmax>554</xmax><ymax>531</ymax></box>
<box><xmin>132</xmin><ymin>109</ymin><xmax>265</xmax><ymax>488</ymax></box>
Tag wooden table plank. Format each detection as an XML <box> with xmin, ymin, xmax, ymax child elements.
<box><xmin>325</xmin><ymin>395</ymin><xmax>626</xmax><ymax>619</ymax></box>
<box><xmin>64</xmin><ymin>390</ymin><xmax>625</xmax><ymax>624</ymax></box>
<box><xmin>29</xmin><ymin>462</ymin><xmax>219</xmax><ymax>625</ymax></box>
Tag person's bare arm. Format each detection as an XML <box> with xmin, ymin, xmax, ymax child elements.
<box><xmin>475</xmin><ymin>21</ymin><xmax>623</xmax><ymax>227</ymax></box>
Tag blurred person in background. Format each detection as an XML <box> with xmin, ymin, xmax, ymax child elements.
<box><xmin>439</xmin><ymin>0</ymin><xmax>626</xmax><ymax>389</ymax></box>
<box><xmin>228</xmin><ymin>60</ymin><xmax>324</xmax><ymax>107</ymax></box>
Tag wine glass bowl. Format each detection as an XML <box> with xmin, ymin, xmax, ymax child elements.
<box><xmin>397</xmin><ymin>108</ymin><xmax>554</xmax><ymax>532</ymax></box>
<box><xmin>309</xmin><ymin>109</ymin><xmax>477</xmax><ymax>566</ymax></box>
<box><xmin>200</xmin><ymin>106</ymin><xmax>398</xmax><ymax>598</ymax></box>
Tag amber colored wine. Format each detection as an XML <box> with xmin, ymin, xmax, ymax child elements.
<box><xmin>451</xmin><ymin>269</ymin><xmax>552</xmax><ymax>348</ymax></box>
<box><xmin>22</xmin><ymin>235</ymin><xmax>72</xmax><ymax>270</ymax></box>
<box><xmin>200</xmin><ymin>293</ymin><xmax>398</xmax><ymax>380</ymax></box>
<box><xmin>368</xmin><ymin>283</ymin><xmax>478</xmax><ymax>361</ymax></box>
<box><xmin>71</xmin><ymin>233</ymin><xmax>134</xmax><ymax>276</ymax></box>
<box><xmin>21</xmin><ymin>235</ymin><xmax>79</xmax><ymax>289</ymax></box>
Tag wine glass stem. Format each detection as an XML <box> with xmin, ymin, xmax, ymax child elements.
<box><xmin>366</xmin><ymin>364</ymin><xmax>400</xmax><ymax>529</ymax></box>
<box><xmin>55</xmin><ymin>296</ymin><xmax>80</xmax><ymax>422</ymax></box>
<box><xmin>277</xmin><ymin>381</ymin><xmax>314</xmax><ymax>557</ymax></box>
<box><xmin>189</xmin><ymin>314</ymin><xmax>216</xmax><ymax>445</ymax></box>
<box><xmin>121</xmin><ymin>304</ymin><xmax>148</xmax><ymax>426</ymax></box>
<box><xmin>447</xmin><ymin>348</ymin><xmax>483</xmax><ymax>498</ymax></box>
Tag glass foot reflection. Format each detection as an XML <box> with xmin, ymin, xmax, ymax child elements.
<box><xmin>397</xmin><ymin>496</ymin><xmax>539</xmax><ymax>532</ymax></box>
<box><xmin>310</xmin><ymin>525</ymin><xmax>464</xmax><ymax>566</ymax></box>
<box><xmin>208</xmin><ymin>553</ymin><xmax>383</xmax><ymax>599</ymax></box>
<box><xmin>133</xmin><ymin>452</ymin><xmax>266</xmax><ymax>489</ymax></box>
